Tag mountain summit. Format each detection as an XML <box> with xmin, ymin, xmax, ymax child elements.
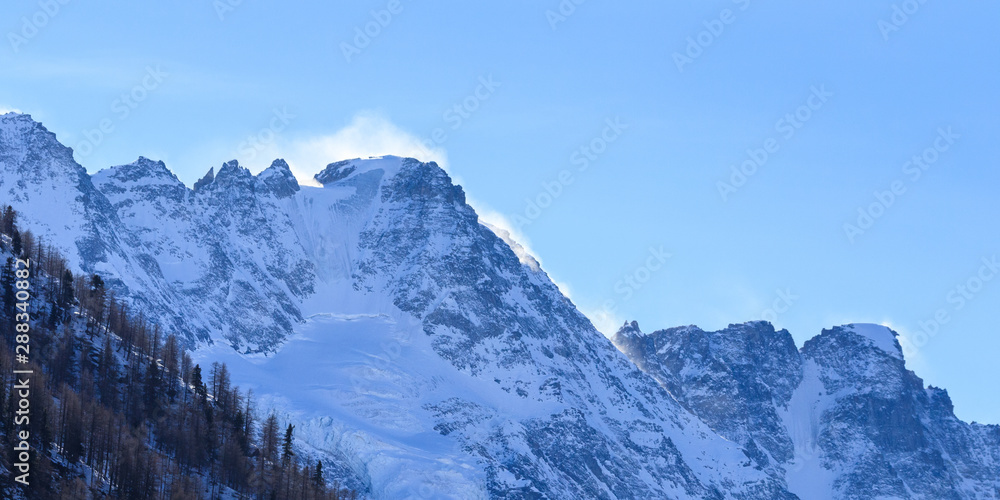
<box><xmin>1</xmin><ymin>112</ymin><xmax>996</xmax><ymax>498</ymax></box>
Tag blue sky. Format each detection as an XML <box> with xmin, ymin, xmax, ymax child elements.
<box><xmin>2</xmin><ymin>1</ymin><xmax>998</xmax><ymax>423</ymax></box>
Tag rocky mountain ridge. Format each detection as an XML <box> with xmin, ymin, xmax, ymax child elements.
<box><xmin>2</xmin><ymin>111</ymin><xmax>996</xmax><ymax>498</ymax></box>
<box><xmin>613</xmin><ymin>321</ymin><xmax>1000</xmax><ymax>499</ymax></box>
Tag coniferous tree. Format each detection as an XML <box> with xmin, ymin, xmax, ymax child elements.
<box><xmin>144</xmin><ymin>356</ymin><xmax>163</xmax><ymax>418</ymax></box>
<box><xmin>1</xmin><ymin>257</ymin><xmax>13</xmax><ymax>309</ymax></box>
<box><xmin>84</xmin><ymin>274</ymin><xmax>106</xmax><ymax>338</ymax></box>
<box><xmin>58</xmin><ymin>269</ymin><xmax>74</xmax><ymax>323</ymax></box>
<box><xmin>19</xmin><ymin>230</ymin><xmax>33</xmax><ymax>261</ymax></box>
<box><xmin>97</xmin><ymin>336</ymin><xmax>120</xmax><ymax>410</ymax></box>
<box><xmin>282</xmin><ymin>424</ymin><xmax>296</xmax><ymax>466</ymax></box>
<box><xmin>191</xmin><ymin>364</ymin><xmax>207</xmax><ymax>404</ymax></box>
<box><xmin>11</xmin><ymin>230</ymin><xmax>21</xmax><ymax>257</ymax></box>
<box><xmin>181</xmin><ymin>351</ymin><xmax>192</xmax><ymax>386</ymax></box>
<box><xmin>51</xmin><ymin>326</ymin><xmax>77</xmax><ymax>388</ymax></box>
<box><xmin>56</xmin><ymin>477</ymin><xmax>88</xmax><ymax>499</ymax></box>
<box><xmin>1</xmin><ymin>257</ymin><xmax>14</xmax><ymax>341</ymax></box>
<box><xmin>58</xmin><ymin>386</ymin><xmax>84</xmax><ymax>463</ymax></box>
<box><xmin>314</xmin><ymin>460</ymin><xmax>325</xmax><ymax>490</ymax></box>
<box><xmin>261</xmin><ymin>414</ymin><xmax>280</xmax><ymax>466</ymax></box>
<box><xmin>1</xmin><ymin>205</ymin><xmax>14</xmax><ymax>235</ymax></box>
<box><xmin>162</xmin><ymin>334</ymin><xmax>180</xmax><ymax>402</ymax></box>
<box><xmin>31</xmin><ymin>235</ymin><xmax>44</xmax><ymax>270</ymax></box>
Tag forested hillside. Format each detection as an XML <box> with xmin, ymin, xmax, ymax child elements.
<box><xmin>0</xmin><ymin>204</ymin><xmax>357</xmax><ymax>499</ymax></box>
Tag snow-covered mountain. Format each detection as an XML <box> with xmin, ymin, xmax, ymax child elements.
<box><xmin>613</xmin><ymin>321</ymin><xmax>1000</xmax><ymax>499</ymax></box>
<box><xmin>2</xmin><ymin>111</ymin><xmax>996</xmax><ymax>498</ymax></box>
<box><xmin>1</xmin><ymin>112</ymin><xmax>791</xmax><ymax>498</ymax></box>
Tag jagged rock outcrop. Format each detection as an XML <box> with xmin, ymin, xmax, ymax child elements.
<box><xmin>613</xmin><ymin>321</ymin><xmax>1000</xmax><ymax>499</ymax></box>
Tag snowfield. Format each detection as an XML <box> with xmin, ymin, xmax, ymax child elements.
<box><xmin>195</xmin><ymin>313</ymin><xmax>489</xmax><ymax>498</ymax></box>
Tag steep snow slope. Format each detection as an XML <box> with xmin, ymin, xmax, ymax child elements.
<box><xmin>194</xmin><ymin>313</ymin><xmax>490</xmax><ymax>498</ymax></box>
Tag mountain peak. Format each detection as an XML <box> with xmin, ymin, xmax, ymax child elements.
<box><xmin>193</xmin><ymin>167</ymin><xmax>215</xmax><ymax>191</ymax></box>
<box><xmin>1</xmin><ymin>110</ymin><xmax>33</xmax><ymax>123</ymax></box>
<box><xmin>313</xmin><ymin>155</ymin><xmax>414</xmax><ymax>185</ymax></box>
<box><xmin>730</xmin><ymin>319</ymin><xmax>773</xmax><ymax>330</ymax></box>
<box><xmin>219</xmin><ymin>159</ymin><xmax>245</xmax><ymax>174</ymax></box>
<box><xmin>839</xmin><ymin>323</ymin><xmax>903</xmax><ymax>360</ymax></box>
<box><xmin>213</xmin><ymin>159</ymin><xmax>253</xmax><ymax>189</ymax></box>
<box><xmin>97</xmin><ymin>156</ymin><xmax>180</xmax><ymax>185</ymax></box>
<box><xmin>0</xmin><ymin>110</ymin><xmax>37</xmax><ymax>126</ymax></box>
<box><xmin>615</xmin><ymin>320</ymin><xmax>644</xmax><ymax>338</ymax></box>
<box><xmin>0</xmin><ymin>111</ymin><xmax>79</xmax><ymax>172</ymax></box>
<box><xmin>258</xmin><ymin>158</ymin><xmax>299</xmax><ymax>197</ymax></box>
<box><xmin>0</xmin><ymin>112</ymin><xmax>51</xmax><ymax>142</ymax></box>
<box><xmin>135</xmin><ymin>155</ymin><xmax>159</xmax><ymax>164</ymax></box>
<box><xmin>266</xmin><ymin>158</ymin><xmax>291</xmax><ymax>172</ymax></box>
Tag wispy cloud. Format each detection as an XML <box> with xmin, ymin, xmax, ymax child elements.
<box><xmin>7</xmin><ymin>59</ymin><xmax>165</xmax><ymax>90</ymax></box>
<box><xmin>294</xmin><ymin>111</ymin><xmax>448</xmax><ymax>172</ymax></box>
<box><xmin>469</xmin><ymin>196</ymin><xmax>539</xmax><ymax>262</ymax></box>
<box><xmin>243</xmin><ymin>111</ymin><xmax>448</xmax><ymax>186</ymax></box>
<box><xmin>880</xmin><ymin>319</ymin><xmax>930</xmax><ymax>375</ymax></box>
<box><xmin>6</xmin><ymin>58</ymin><xmax>260</xmax><ymax>99</ymax></box>
<box><xmin>580</xmin><ymin>304</ymin><xmax>626</xmax><ymax>338</ymax></box>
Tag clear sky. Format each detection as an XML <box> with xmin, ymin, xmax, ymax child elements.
<box><xmin>2</xmin><ymin>1</ymin><xmax>998</xmax><ymax>423</ymax></box>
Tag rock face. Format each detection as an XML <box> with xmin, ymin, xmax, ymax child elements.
<box><xmin>2</xmin><ymin>111</ymin><xmax>996</xmax><ymax>498</ymax></box>
<box><xmin>90</xmin><ymin>154</ymin><xmax>316</xmax><ymax>352</ymax></box>
<box><xmin>613</xmin><ymin>322</ymin><xmax>1000</xmax><ymax>499</ymax></box>
<box><xmin>1</xmin><ymin>112</ymin><xmax>791</xmax><ymax>498</ymax></box>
